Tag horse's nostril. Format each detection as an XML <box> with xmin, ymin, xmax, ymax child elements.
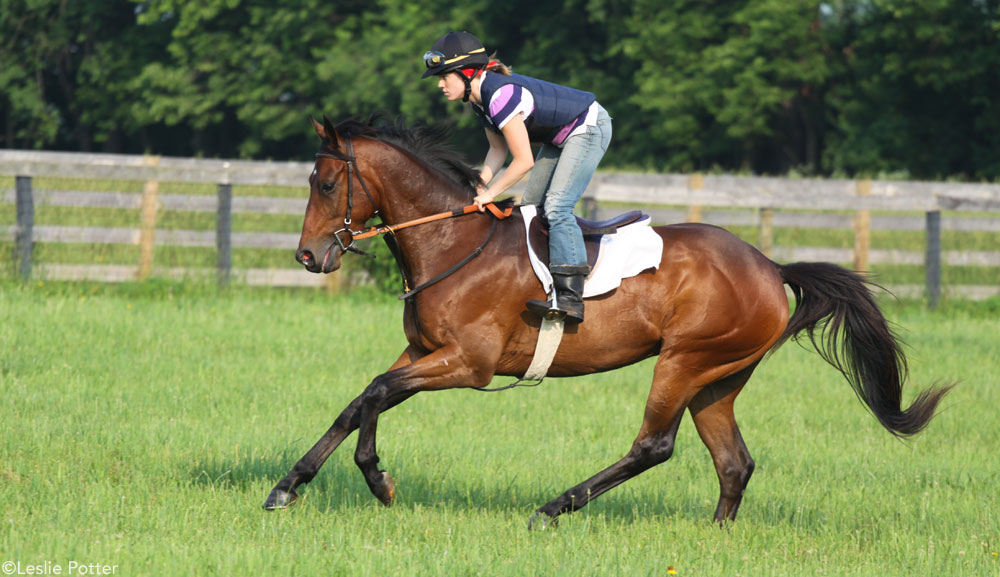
<box><xmin>298</xmin><ymin>250</ymin><xmax>314</xmax><ymax>265</ymax></box>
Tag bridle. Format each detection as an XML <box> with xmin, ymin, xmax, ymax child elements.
<box><xmin>315</xmin><ymin>136</ymin><xmax>379</xmax><ymax>259</ymax></box>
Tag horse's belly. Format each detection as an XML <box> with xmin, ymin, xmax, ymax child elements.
<box><xmin>495</xmin><ymin>302</ymin><xmax>663</xmax><ymax>378</ymax></box>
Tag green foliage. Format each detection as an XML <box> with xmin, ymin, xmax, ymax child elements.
<box><xmin>822</xmin><ymin>0</ymin><xmax>1000</xmax><ymax>179</ymax></box>
<box><xmin>1</xmin><ymin>0</ymin><xmax>999</xmax><ymax>178</ymax></box>
<box><xmin>0</xmin><ymin>0</ymin><xmax>167</xmax><ymax>150</ymax></box>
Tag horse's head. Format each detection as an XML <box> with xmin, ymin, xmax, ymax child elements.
<box><xmin>296</xmin><ymin>117</ymin><xmax>381</xmax><ymax>273</ymax></box>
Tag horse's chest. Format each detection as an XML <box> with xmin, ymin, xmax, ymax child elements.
<box><xmin>401</xmin><ymin>300</ymin><xmax>446</xmax><ymax>352</ymax></box>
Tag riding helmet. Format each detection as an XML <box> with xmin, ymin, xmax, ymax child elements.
<box><xmin>421</xmin><ymin>31</ymin><xmax>489</xmax><ymax>79</ymax></box>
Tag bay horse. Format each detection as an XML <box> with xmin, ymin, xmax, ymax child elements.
<box><xmin>263</xmin><ymin>116</ymin><xmax>950</xmax><ymax>527</ymax></box>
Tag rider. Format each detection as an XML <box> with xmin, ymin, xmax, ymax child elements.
<box><xmin>422</xmin><ymin>31</ymin><xmax>612</xmax><ymax>324</ymax></box>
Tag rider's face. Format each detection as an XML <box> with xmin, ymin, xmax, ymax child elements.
<box><xmin>437</xmin><ymin>72</ymin><xmax>467</xmax><ymax>102</ymax></box>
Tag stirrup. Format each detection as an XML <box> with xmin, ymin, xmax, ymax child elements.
<box><xmin>526</xmin><ymin>298</ymin><xmax>566</xmax><ymax>321</ymax></box>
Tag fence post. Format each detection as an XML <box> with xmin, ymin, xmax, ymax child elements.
<box><xmin>15</xmin><ymin>176</ymin><xmax>33</xmax><ymax>281</ymax></box>
<box><xmin>137</xmin><ymin>155</ymin><xmax>161</xmax><ymax>280</ymax></box>
<box><xmin>926</xmin><ymin>211</ymin><xmax>942</xmax><ymax>309</ymax></box>
<box><xmin>687</xmin><ymin>173</ymin><xmax>703</xmax><ymax>222</ymax></box>
<box><xmin>217</xmin><ymin>183</ymin><xmax>232</xmax><ymax>286</ymax></box>
<box><xmin>758</xmin><ymin>207</ymin><xmax>774</xmax><ymax>259</ymax></box>
<box><xmin>853</xmin><ymin>180</ymin><xmax>871</xmax><ymax>271</ymax></box>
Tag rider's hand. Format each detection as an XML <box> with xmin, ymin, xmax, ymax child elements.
<box><xmin>473</xmin><ymin>189</ymin><xmax>496</xmax><ymax>211</ymax></box>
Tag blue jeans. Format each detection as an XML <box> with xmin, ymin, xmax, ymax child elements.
<box><xmin>522</xmin><ymin>105</ymin><xmax>612</xmax><ymax>275</ymax></box>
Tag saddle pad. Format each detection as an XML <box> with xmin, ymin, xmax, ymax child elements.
<box><xmin>520</xmin><ymin>205</ymin><xmax>663</xmax><ymax>298</ymax></box>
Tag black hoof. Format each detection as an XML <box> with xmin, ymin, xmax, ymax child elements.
<box><xmin>527</xmin><ymin>510</ymin><xmax>559</xmax><ymax>531</ymax></box>
<box><xmin>262</xmin><ymin>488</ymin><xmax>298</xmax><ymax>510</ymax></box>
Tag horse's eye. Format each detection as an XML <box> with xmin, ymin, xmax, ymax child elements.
<box><xmin>320</xmin><ymin>181</ymin><xmax>336</xmax><ymax>195</ymax></box>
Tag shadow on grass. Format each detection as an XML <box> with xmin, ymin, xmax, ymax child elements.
<box><xmin>187</xmin><ymin>447</ymin><xmax>730</xmax><ymax>525</ymax></box>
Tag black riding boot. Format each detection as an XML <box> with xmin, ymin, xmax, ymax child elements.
<box><xmin>526</xmin><ymin>272</ymin><xmax>586</xmax><ymax>323</ymax></box>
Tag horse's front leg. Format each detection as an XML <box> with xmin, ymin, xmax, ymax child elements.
<box><xmin>354</xmin><ymin>345</ymin><xmax>493</xmax><ymax>506</ymax></box>
<box><xmin>263</xmin><ymin>348</ymin><xmax>421</xmax><ymax>510</ymax></box>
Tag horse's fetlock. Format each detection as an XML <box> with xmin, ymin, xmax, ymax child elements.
<box><xmin>291</xmin><ymin>462</ymin><xmax>317</xmax><ymax>482</ymax></box>
<box><xmin>354</xmin><ymin>450</ymin><xmax>379</xmax><ymax>469</ymax></box>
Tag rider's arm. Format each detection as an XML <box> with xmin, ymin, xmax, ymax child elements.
<box><xmin>479</xmin><ymin>128</ymin><xmax>507</xmax><ymax>189</ymax></box>
<box><xmin>474</xmin><ymin>113</ymin><xmax>534</xmax><ymax>210</ymax></box>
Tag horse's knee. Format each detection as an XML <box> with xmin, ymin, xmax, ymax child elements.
<box><xmin>627</xmin><ymin>432</ymin><xmax>675</xmax><ymax>472</ymax></box>
<box><xmin>354</xmin><ymin>376</ymin><xmax>399</xmax><ymax>461</ymax></box>
<box><xmin>360</xmin><ymin>374</ymin><xmax>399</xmax><ymax>410</ymax></box>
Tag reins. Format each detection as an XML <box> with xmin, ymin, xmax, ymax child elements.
<box><xmin>315</xmin><ymin>136</ymin><xmax>515</xmax><ymax>299</ymax></box>
<box><xmin>351</xmin><ymin>201</ymin><xmax>513</xmax><ymax>243</ymax></box>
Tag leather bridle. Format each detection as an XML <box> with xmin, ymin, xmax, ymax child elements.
<box><xmin>315</xmin><ymin>136</ymin><xmax>379</xmax><ymax>259</ymax></box>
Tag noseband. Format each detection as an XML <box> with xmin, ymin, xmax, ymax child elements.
<box><xmin>315</xmin><ymin>136</ymin><xmax>379</xmax><ymax>258</ymax></box>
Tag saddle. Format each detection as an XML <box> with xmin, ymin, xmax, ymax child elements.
<box><xmin>527</xmin><ymin>210</ymin><xmax>645</xmax><ymax>269</ymax></box>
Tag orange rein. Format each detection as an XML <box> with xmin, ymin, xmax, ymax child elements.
<box><xmin>350</xmin><ymin>202</ymin><xmax>514</xmax><ymax>241</ymax></box>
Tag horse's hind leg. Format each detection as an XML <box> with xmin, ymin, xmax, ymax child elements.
<box><xmin>528</xmin><ymin>354</ymin><xmax>704</xmax><ymax>529</ymax></box>
<box><xmin>263</xmin><ymin>348</ymin><xmax>421</xmax><ymax>510</ymax></box>
<box><xmin>687</xmin><ymin>365</ymin><xmax>757</xmax><ymax>523</ymax></box>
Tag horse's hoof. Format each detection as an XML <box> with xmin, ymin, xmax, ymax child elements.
<box><xmin>527</xmin><ymin>510</ymin><xmax>559</xmax><ymax>531</ymax></box>
<box><xmin>372</xmin><ymin>471</ymin><xmax>396</xmax><ymax>507</ymax></box>
<box><xmin>262</xmin><ymin>488</ymin><xmax>298</xmax><ymax>510</ymax></box>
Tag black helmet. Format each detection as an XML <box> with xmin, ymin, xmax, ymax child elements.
<box><xmin>421</xmin><ymin>31</ymin><xmax>489</xmax><ymax>79</ymax></box>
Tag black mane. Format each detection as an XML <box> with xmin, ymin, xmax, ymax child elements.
<box><xmin>330</xmin><ymin>116</ymin><xmax>482</xmax><ymax>194</ymax></box>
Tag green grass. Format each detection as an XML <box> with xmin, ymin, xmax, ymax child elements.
<box><xmin>2</xmin><ymin>284</ymin><xmax>998</xmax><ymax>576</ymax></box>
<box><xmin>25</xmin><ymin>242</ymin><xmax>293</xmax><ymax>270</ymax></box>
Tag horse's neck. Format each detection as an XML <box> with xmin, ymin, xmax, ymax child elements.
<box><xmin>380</xmin><ymin>170</ymin><xmax>467</xmax><ymax>225</ymax></box>
<box><xmin>371</xmin><ymin>149</ymin><xmax>485</xmax><ymax>285</ymax></box>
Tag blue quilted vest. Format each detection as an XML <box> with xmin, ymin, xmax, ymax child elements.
<box><xmin>475</xmin><ymin>72</ymin><xmax>596</xmax><ymax>144</ymax></box>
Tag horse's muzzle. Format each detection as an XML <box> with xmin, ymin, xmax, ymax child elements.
<box><xmin>296</xmin><ymin>245</ymin><xmax>340</xmax><ymax>274</ymax></box>
<box><xmin>296</xmin><ymin>248</ymin><xmax>318</xmax><ymax>272</ymax></box>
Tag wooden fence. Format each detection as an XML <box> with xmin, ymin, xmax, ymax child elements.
<box><xmin>3</xmin><ymin>149</ymin><xmax>1000</xmax><ymax>306</ymax></box>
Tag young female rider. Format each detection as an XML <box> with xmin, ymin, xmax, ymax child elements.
<box><xmin>422</xmin><ymin>31</ymin><xmax>612</xmax><ymax>324</ymax></box>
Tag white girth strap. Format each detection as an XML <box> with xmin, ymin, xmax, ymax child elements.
<box><xmin>521</xmin><ymin>316</ymin><xmax>565</xmax><ymax>382</ymax></box>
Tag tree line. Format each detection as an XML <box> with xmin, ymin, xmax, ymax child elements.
<box><xmin>2</xmin><ymin>0</ymin><xmax>998</xmax><ymax>180</ymax></box>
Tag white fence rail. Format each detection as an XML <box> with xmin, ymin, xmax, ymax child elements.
<box><xmin>3</xmin><ymin>149</ymin><xmax>1000</xmax><ymax>304</ymax></box>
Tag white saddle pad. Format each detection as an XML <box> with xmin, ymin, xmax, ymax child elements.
<box><xmin>520</xmin><ymin>205</ymin><xmax>663</xmax><ymax>298</ymax></box>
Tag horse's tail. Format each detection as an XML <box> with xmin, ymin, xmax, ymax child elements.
<box><xmin>776</xmin><ymin>261</ymin><xmax>952</xmax><ymax>437</ymax></box>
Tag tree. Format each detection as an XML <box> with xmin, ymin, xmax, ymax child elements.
<box><xmin>621</xmin><ymin>0</ymin><xmax>832</xmax><ymax>173</ymax></box>
<box><xmin>0</xmin><ymin>0</ymin><xmax>159</xmax><ymax>151</ymax></box>
<box><xmin>823</xmin><ymin>0</ymin><xmax>1000</xmax><ymax>179</ymax></box>
<box><xmin>3</xmin><ymin>0</ymin><xmax>998</xmax><ymax>180</ymax></box>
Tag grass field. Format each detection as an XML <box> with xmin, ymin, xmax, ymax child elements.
<box><xmin>1</xmin><ymin>282</ymin><xmax>999</xmax><ymax>576</ymax></box>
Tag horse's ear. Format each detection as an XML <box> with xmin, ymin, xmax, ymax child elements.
<box><xmin>322</xmin><ymin>115</ymin><xmax>340</xmax><ymax>150</ymax></box>
<box><xmin>312</xmin><ymin>117</ymin><xmax>326</xmax><ymax>140</ymax></box>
